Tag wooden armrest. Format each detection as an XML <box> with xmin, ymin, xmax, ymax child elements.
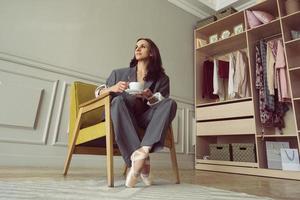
<box><xmin>79</xmin><ymin>92</ymin><xmax>111</xmax><ymax>108</ymax></box>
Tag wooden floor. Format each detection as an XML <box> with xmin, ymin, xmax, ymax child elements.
<box><xmin>1</xmin><ymin>167</ymin><xmax>299</xmax><ymax>200</ymax></box>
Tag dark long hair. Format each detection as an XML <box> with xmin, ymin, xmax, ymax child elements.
<box><xmin>129</xmin><ymin>38</ymin><xmax>165</xmax><ymax>81</ymax></box>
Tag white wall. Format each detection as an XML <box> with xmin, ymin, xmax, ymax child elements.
<box><xmin>0</xmin><ymin>0</ymin><xmax>197</xmax><ymax>169</ymax></box>
<box><xmin>0</xmin><ymin>0</ymin><xmax>197</xmax><ymax>100</ymax></box>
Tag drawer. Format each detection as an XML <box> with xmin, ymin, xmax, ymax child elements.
<box><xmin>196</xmin><ymin>101</ymin><xmax>254</xmax><ymax>121</ymax></box>
<box><xmin>196</xmin><ymin>118</ymin><xmax>255</xmax><ymax>135</ymax></box>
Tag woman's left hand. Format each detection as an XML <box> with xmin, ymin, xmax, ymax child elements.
<box><xmin>135</xmin><ymin>88</ymin><xmax>153</xmax><ymax>99</ymax></box>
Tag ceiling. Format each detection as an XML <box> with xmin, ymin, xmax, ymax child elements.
<box><xmin>168</xmin><ymin>0</ymin><xmax>257</xmax><ymax>18</ymax></box>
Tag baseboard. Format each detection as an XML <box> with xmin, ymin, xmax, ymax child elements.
<box><xmin>0</xmin><ymin>152</ymin><xmax>194</xmax><ymax>170</ymax></box>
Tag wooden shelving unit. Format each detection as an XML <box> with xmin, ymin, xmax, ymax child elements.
<box><xmin>194</xmin><ymin>0</ymin><xmax>300</xmax><ymax>180</ymax></box>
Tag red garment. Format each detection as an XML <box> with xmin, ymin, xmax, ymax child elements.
<box><xmin>202</xmin><ymin>60</ymin><xmax>218</xmax><ymax>99</ymax></box>
<box><xmin>218</xmin><ymin>60</ymin><xmax>229</xmax><ymax>78</ymax></box>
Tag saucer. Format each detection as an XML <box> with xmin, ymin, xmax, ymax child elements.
<box><xmin>125</xmin><ymin>89</ymin><xmax>143</xmax><ymax>95</ymax></box>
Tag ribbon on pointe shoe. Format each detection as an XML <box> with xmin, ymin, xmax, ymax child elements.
<box><xmin>125</xmin><ymin>149</ymin><xmax>148</xmax><ymax>188</ymax></box>
<box><xmin>140</xmin><ymin>157</ymin><xmax>152</xmax><ymax>186</ymax></box>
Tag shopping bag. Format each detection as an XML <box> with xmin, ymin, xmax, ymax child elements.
<box><xmin>266</xmin><ymin>141</ymin><xmax>289</xmax><ymax>169</ymax></box>
<box><xmin>280</xmin><ymin>148</ymin><xmax>300</xmax><ymax>171</ymax></box>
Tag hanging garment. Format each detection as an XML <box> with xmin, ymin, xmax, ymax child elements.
<box><xmin>228</xmin><ymin>53</ymin><xmax>236</xmax><ymax>99</ymax></box>
<box><xmin>202</xmin><ymin>60</ymin><xmax>218</xmax><ymax>99</ymax></box>
<box><xmin>233</xmin><ymin>51</ymin><xmax>250</xmax><ymax>98</ymax></box>
<box><xmin>275</xmin><ymin>40</ymin><xmax>291</xmax><ymax>102</ymax></box>
<box><xmin>268</xmin><ymin>39</ymin><xmax>279</xmax><ymax>90</ymax></box>
<box><xmin>213</xmin><ymin>59</ymin><xmax>219</xmax><ymax>95</ymax></box>
<box><xmin>266</xmin><ymin>40</ymin><xmax>276</xmax><ymax>96</ymax></box>
<box><xmin>218</xmin><ymin>60</ymin><xmax>229</xmax><ymax>78</ymax></box>
<box><xmin>256</xmin><ymin>42</ymin><xmax>274</xmax><ymax>127</ymax></box>
<box><xmin>260</xmin><ymin>40</ymin><xmax>275</xmax><ymax>111</ymax></box>
<box><xmin>213</xmin><ymin>59</ymin><xmax>225</xmax><ymax>100</ymax></box>
<box><xmin>256</xmin><ymin>40</ymin><xmax>289</xmax><ymax>130</ymax></box>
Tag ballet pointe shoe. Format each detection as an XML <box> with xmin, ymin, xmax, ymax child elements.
<box><xmin>125</xmin><ymin>149</ymin><xmax>148</xmax><ymax>188</ymax></box>
<box><xmin>140</xmin><ymin>157</ymin><xmax>152</xmax><ymax>186</ymax></box>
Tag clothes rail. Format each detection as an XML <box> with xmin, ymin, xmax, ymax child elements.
<box><xmin>256</xmin><ymin>33</ymin><xmax>282</xmax><ymax>43</ymax></box>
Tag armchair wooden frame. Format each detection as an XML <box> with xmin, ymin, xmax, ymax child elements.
<box><xmin>63</xmin><ymin>90</ymin><xmax>180</xmax><ymax>187</ymax></box>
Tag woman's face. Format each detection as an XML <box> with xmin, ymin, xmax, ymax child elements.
<box><xmin>135</xmin><ymin>40</ymin><xmax>151</xmax><ymax>61</ymax></box>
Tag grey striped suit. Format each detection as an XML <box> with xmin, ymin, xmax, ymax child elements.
<box><xmin>106</xmin><ymin>66</ymin><xmax>177</xmax><ymax>167</ymax></box>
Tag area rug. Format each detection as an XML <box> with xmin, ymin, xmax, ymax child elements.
<box><xmin>0</xmin><ymin>178</ymin><xmax>273</xmax><ymax>200</ymax></box>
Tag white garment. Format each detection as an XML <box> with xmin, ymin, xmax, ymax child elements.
<box><xmin>228</xmin><ymin>53</ymin><xmax>236</xmax><ymax>99</ymax></box>
<box><xmin>233</xmin><ymin>51</ymin><xmax>249</xmax><ymax>98</ymax></box>
<box><xmin>213</xmin><ymin>59</ymin><xmax>225</xmax><ymax>100</ymax></box>
<box><xmin>213</xmin><ymin>59</ymin><xmax>219</xmax><ymax>95</ymax></box>
<box><xmin>266</xmin><ymin>43</ymin><xmax>275</xmax><ymax>95</ymax></box>
<box><xmin>95</xmin><ymin>84</ymin><xmax>107</xmax><ymax>97</ymax></box>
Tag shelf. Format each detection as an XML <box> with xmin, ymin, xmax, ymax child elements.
<box><xmin>294</xmin><ymin>100</ymin><xmax>300</xmax><ymax>129</ymax></box>
<box><xmin>289</xmin><ymin>66</ymin><xmax>300</xmax><ymax>72</ymax></box>
<box><xmin>196</xmin><ymin>132</ymin><xmax>256</xmax><ymax>137</ymax></box>
<box><xmin>289</xmin><ymin>68</ymin><xmax>300</xmax><ymax>97</ymax></box>
<box><xmin>195</xmin><ymin>11</ymin><xmax>244</xmax><ymax>36</ymax></box>
<box><xmin>196</xmin><ymin>159</ymin><xmax>258</xmax><ymax>168</ymax></box>
<box><xmin>246</xmin><ymin>18</ymin><xmax>281</xmax><ymax>40</ymax></box>
<box><xmin>256</xmin><ymin>134</ymin><xmax>298</xmax><ymax>138</ymax></box>
<box><xmin>285</xmin><ymin>37</ymin><xmax>300</xmax><ymax>46</ymax></box>
<box><xmin>196</xmin><ymin>97</ymin><xmax>252</xmax><ymax>107</ymax></box>
<box><xmin>249</xmin><ymin>0</ymin><xmax>279</xmax><ymax>20</ymax></box>
<box><xmin>196</xmin><ymin>32</ymin><xmax>247</xmax><ymax>56</ymax></box>
<box><xmin>281</xmin><ymin>10</ymin><xmax>300</xmax><ymax>20</ymax></box>
<box><xmin>195</xmin><ymin>163</ymin><xmax>300</xmax><ymax>180</ymax></box>
<box><xmin>285</xmin><ymin>40</ymin><xmax>300</xmax><ymax>69</ymax></box>
<box><xmin>280</xmin><ymin>10</ymin><xmax>300</xmax><ymax>43</ymax></box>
<box><xmin>294</xmin><ymin>97</ymin><xmax>300</xmax><ymax>101</ymax></box>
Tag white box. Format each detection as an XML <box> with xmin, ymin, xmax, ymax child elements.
<box><xmin>266</xmin><ymin>141</ymin><xmax>289</xmax><ymax>169</ymax></box>
<box><xmin>281</xmin><ymin>148</ymin><xmax>300</xmax><ymax>171</ymax></box>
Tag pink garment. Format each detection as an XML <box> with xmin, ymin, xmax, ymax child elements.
<box><xmin>275</xmin><ymin>40</ymin><xmax>291</xmax><ymax>102</ymax></box>
<box><xmin>246</xmin><ymin>10</ymin><xmax>262</xmax><ymax>28</ymax></box>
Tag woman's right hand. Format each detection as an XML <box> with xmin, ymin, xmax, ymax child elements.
<box><xmin>109</xmin><ymin>81</ymin><xmax>129</xmax><ymax>93</ymax></box>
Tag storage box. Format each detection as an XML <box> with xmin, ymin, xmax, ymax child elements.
<box><xmin>209</xmin><ymin>144</ymin><xmax>231</xmax><ymax>161</ymax></box>
<box><xmin>215</xmin><ymin>7</ymin><xmax>237</xmax><ymax>20</ymax></box>
<box><xmin>196</xmin><ymin>15</ymin><xmax>216</xmax><ymax>29</ymax></box>
<box><xmin>232</xmin><ymin>143</ymin><xmax>256</xmax><ymax>162</ymax></box>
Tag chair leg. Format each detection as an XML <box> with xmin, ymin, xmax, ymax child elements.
<box><xmin>105</xmin><ymin>101</ymin><xmax>114</xmax><ymax>187</ymax></box>
<box><xmin>123</xmin><ymin>164</ymin><xmax>128</xmax><ymax>177</ymax></box>
<box><xmin>106</xmin><ymin>134</ymin><xmax>114</xmax><ymax>187</ymax></box>
<box><xmin>170</xmin><ymin>145</ymin><xmax>180</xmax><ymax>184</ymax></box>
<box><xmin>63</xmin><ymin>108</ymin><xmax>83</xmax><ymax>176</ymax></box>
<box><xmin>169</xmin><ymin>128</ymin><xmax>180</xmax><ymax>184</ymax></box>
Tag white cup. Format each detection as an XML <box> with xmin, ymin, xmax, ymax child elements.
<box><xmin>129</xmin><ymin>82</ymin><xmax>144</xmax><ymax>91</ymax></box>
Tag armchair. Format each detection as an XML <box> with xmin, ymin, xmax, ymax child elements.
<box><xmin>63</xmin><ymin>81</ymin><xmax>180</xmax><ymax>187</ymax></box>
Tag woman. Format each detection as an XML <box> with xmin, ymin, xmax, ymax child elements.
<box><xmin>97</xmin><ymin>38</ymin><xmax>177</xmax><ymax>187</ymax></box>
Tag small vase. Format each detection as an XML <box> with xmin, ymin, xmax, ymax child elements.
<box><xmin>285</xmin><ymin>0</ymin><xmax>300</xmax><ymax>15</ymax></box>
